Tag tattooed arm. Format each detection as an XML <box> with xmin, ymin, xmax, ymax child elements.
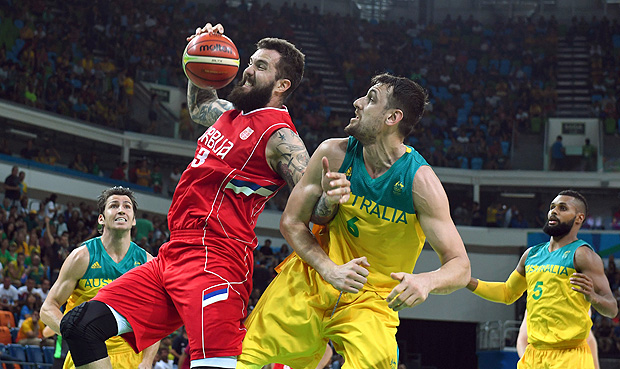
<box><xmin>187</xmin><ymin>81</ymin><xmax>234</xmax><ymax>127</ymax></box>
<box><xmin>279</xmin><ymin>138</ymin><xmax>368</xmax><ymax>293</ymax></box>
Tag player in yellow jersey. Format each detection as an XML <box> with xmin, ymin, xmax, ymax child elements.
<box><xmin>40</xmin><ymin>187</ymin><xmax>159</xmax><ymax>369</ymax></box>
<box><xmin>237</xmin><ymin>73</ymin><xmax>471</xmax><ymax>369</ymax></box>
<box><xmin>467</xmin><ymin>190</ymin><xmax>617</xmax><ymax>369</ymax></box>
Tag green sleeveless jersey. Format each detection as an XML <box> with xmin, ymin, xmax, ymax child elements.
<box><xmin>525</xmin><ymin>239</ymin><xmax>593</xmax><ymax>349</ymax></box>
<box><xmin>327</xmin><ymin>137</ymin><xmax>428</xmax><ymax>296</ymax></box>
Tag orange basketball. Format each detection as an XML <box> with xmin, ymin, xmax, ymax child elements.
<box><xmin>182</xmin><ymin>33</ymin><xmax>240</xmax><ymax>89</ymax></box>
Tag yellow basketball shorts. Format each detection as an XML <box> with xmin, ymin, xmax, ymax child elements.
<box><xmin>63</xmin><ymin>341</ymin><xmax>143</xmax><ymax>369</ymax></box>
<box><xmin>238</xmin><ymin>255</ymin><xmax>399</xmax><ymax>369</ymax></box>
<box><xmin>517</xmin><ymin>341</ymin><xmax>594</xmax><ymax>369</ymax></box>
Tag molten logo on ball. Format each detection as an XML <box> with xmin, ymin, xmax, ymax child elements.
<box><xmin>199</xmin><ymin>44</ymin><xmax>235</xmax><ymax>55</ymax></box>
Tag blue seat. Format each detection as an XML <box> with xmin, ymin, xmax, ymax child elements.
<box><xmin>25</xmin><ymin>344</ymin><xmax>45</xmax><ymax>369</ymax></box>
<box><xmin>42</xmin><ymin>345</ymin><xmax>55</xmax><ymax>364</ymax></box>
<box><xmin>7</xmin><ymin>343</ymin><xmax>33</xmax><ymax>369</ymax></box>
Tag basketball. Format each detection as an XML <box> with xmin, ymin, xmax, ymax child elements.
<box><xmin>182</xmin><ymin>33</ymin><xmax>240</xmax><ymax>90</ymax></box>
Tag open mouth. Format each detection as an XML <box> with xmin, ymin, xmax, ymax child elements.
<box><xmin>114</xmin><ymin>217</ymin><xmax>128</xmax><ymax>223</ymax></box>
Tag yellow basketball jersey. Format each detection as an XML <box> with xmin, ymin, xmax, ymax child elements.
<box><xmin>525</xmin><ymin>240</ymin><xmax>592</xmax><ymax>349</ymax></box>
<box><xmin>327</xmin><ymin>137</ymin><xmax>428</xmax><ymax>296</ymax></box>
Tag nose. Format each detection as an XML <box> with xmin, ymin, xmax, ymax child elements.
<box><xmin>353</xmin><ymin>97</ymin><xmax>363</xmax><ymax>110</ymax></box>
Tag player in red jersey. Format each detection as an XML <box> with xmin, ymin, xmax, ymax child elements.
<box><xmin>59</xmin><ymin>23</ymin><xmax>350</xmax><ymax>369</ymax></box>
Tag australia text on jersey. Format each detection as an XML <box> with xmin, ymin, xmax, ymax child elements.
<box><xmin>525</xmin><ymin>264</ymin><xmax>571</xmax><ymax>276</ymax></box>
<box><xmin>350</xmin><ymin>194</ymin><xmax>409</xmax><ymax>224</ymax></box>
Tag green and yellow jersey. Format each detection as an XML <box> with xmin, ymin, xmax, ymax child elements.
<box><xmin>65</xmin><ymin>237</ymin><xmax>148</xmax><ymax>353</ymax></box>
<box><xmin>525</xmin><ymin>240</ymin><xmax>593</xmax><ymax>349</ymax></box>
<box><xmin>327</xmin><ymin>137</ymin><xmax>428</xmax><ymax>296</ymax></box>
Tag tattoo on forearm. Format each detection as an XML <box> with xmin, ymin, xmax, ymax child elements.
<box><xmin>311</xmin><ymin>194</ymin><xmax>338</xmax><ymax>224</ymax></box>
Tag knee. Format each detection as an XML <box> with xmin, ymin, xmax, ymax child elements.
<box><xmin>59</xmin><ymin>301</ymin><xmax>88</xmax><ymax>340</ymax></box>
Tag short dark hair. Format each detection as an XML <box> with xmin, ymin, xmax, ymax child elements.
<box><xmin>256</xmin><ymin>38</ymin><xmax>305</xmax><ymax>100</ymax></box>
<box><xmin>370</xmin><ymin>73</ymin><xmax>428</xmax><ymax>138</ymax></box>
<box><xmin>558</xmin><ymin>189</ymin><xmax>588</xmax><ymax>216</ymax></box>
<box><xmin>97</xmin><ymin>186</ymin><xmax>137</xmax><ymax>216</ymax></box>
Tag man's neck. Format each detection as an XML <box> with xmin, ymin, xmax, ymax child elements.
<box><xmin>100</xmin><ymin>230</ymin><xmax>132</xmax><ymax>262</ymax></box>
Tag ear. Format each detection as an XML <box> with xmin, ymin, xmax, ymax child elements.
<box><xmin>274</xmin><ymin>79</ymin><xmax>292</xmax><ymax>94</ymax></box>
<box><xmin>98</xmin><ymin>214</ymin><xmax>105</xmax><ymax>226</ymax></box>
<box><xmin>575</xmin><ymin>212</ymin><xmax>586</xmax><ymax>226</ymax></box>
<box><xmin>385</xmin><ymin>109</ymin><xmax>404</xmax><ymax>126</ymax></box>
<box><xmin>131</xmin><ymin>215</ymin><xmax>137</xmax><ymax>227</ymax></box>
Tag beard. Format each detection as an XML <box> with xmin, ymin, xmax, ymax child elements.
<box><xmin>344</xmin><ymin>119</ymin><xmax>378</xmax><ymax>145</ymax></box>
<box><xmin>227</xmin><ymin>77</ymin><xmax>275</xmax><ymax>112</ymax></box>
<box><xmin>543</xmin><ymin>216</ymin><xmax>575</xmax><ymax>237</ymax></box>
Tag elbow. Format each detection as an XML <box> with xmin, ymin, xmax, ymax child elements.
<box><xmin>458</xmin><ymin>257</ymin><xmax>472</xmax><ymax>290</ymax></box>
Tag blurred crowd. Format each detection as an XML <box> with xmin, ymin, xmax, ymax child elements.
<box><xmin>1</xmin><ymin>0</ymin><xmax>619</xmax><ymax>172</ymax></box>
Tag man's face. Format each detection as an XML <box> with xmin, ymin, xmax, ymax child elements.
<box><xmin>543</xmin><ymin>195</ymin><xmax>581</xmax><ymax>237</ymax></box>
<box><xmin>345</xmin><ymin>83</ymin><xmax>391</xmax><ymax>145</ymax></box>
<box><xmin>97</xmin><ymin>195</ymin><xmax>136</xmax><ymax>233</ymax></box>
<box><xmin>227</xmin><ymin>48</ymin><xmax>281</xmax><ymax>112</ymax></box>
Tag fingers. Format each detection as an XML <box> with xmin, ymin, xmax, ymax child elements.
<box><xmin>322</xmin><ymin>156</ymin><xmax>330</xmax><ymax>174</ymax></box>
<box><xmin>187</xmin><ymin>23</ymin><xmax>225</xmax><ymax>41</ymax></box>
<box><xmin>352</xmin><ymin>256</ymin><xmax>370</xmax><ymax>269</ymax></box>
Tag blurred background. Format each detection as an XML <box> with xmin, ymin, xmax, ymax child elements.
<box><xmin>1</xmin><ymin>0</ymin><xmax>620</xmax><ymax>368</ymax></box>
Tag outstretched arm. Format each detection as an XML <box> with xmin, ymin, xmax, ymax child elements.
<box><xmin>186</xmin><ymin>23</ymin><xmax>234</xmax><ymax>127</ymax></box>
<box><xmin>280</xmin><ymin>138</ymin><xmax>367</xmax><ymax>293</ymax></box>
<box><xmin>386</xmin><ymin>166</ymin><xmax>470</xmax><ymax>311</ymax></box>
<box><xmin>466</xmin><ymin>249</ymin><xmax>529</xmax><ymax>305</ymax></box>
<box><xmin>572</xmin><ymin>246</ymin><xmax>618</xmax><ymax>318</ymax></box>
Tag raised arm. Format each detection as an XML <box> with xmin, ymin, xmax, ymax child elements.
<box><xmin>386</xmin><ymin>165</ymin><xmax>470</xmax><ymax>311</ymax></box>
<box><xmin>40</xmin><ymin>245</ymin><xmax>89</xmax><ymax>335</ymax></box>
<box><xmin>185</xmin><ymin>23</ymin><xmax>234</xmax><ymax>127</ymax></box>
<box><xmin>280</xmin><ymin>138</ymin><xmax>367</xmax><ymax>293</ymax></box>
<box><xmin>572</xmin><ymin>246</ymin><xmax>618</xmax><ymax>318</ymax></box>
<box><xmin>186</xmin><ymin>82</ymin><xmax>233</xmax><ymax>127</ymax></box>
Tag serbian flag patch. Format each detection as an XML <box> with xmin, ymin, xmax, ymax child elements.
<box><xmin>202</xmin><ymin>287</ymin><xmax>229</xmax><ymax>308</ymax></box>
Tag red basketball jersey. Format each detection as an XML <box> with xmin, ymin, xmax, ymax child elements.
<box><xmin>168</xmin><ymin>107</ymin><xmax>296</xmax><ymax>247</ymax></box>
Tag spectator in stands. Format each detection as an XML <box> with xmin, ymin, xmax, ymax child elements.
<box><xmin>582</xmin><ymin>138</ymin><xmax>597</xmax><ymax>172</ymax></box>
<box><xmin>6</xmin><ymin>251</ymin><xmax>25</xmax><ymax>286</ymax></box>
<box><xmin>135</xmin><ymin>159</ymin><xmax>152</xmax><ymax>187</ymax></box>
<box><xmin>134</xmin><ymin>213</ymin><xmax>154</xmax><ymax>244</ymax></box>
<box><xmin>3</xmin><ymin>165</ymin><xmax>21</xmax><ymax>207</ymax></box>
<box><xmin>110</xmin><ymin>161</ymin><xmax>128</xmax><ymax>181</ymax></box>
<box><xmin>18</xmin><ymin>171</ymin><xmax>27</xmax><ymax>198</ymax></box>
<box><xmin>0</xmin><ymin>276</ymin><xmax>18</xmax><ymax>313</ymax></box>
<box><xmin>259</xmin><ymin>239</ymin><xmax>273</xmax><ymax>256</ymax></box>
<box><xmin>26</xmin><ymin>252</ymin><xmax>46</xmax><ymax>284</ymax></box>
<box><xmin>19</xmin><ymin>139</ymin><xmax>38</xmax><ymax>160</ymax></box>
<box><xmin>88</xmin><ymin>153</ymin><xmax>103</xmax><ymax>177</ymax></box>
<box><xmin>37</xmin><ymin>147</ymin><xmax>61</xmax><ymax>166</ymax></box>
<box><xmin>151</xmin><ymin>164</ymin><xmax>163</xmax><ymax>194</ymax></box>
<box><xmin>69</xmin><ymin>153</ymin><xmax>89</xmax><ymax>173</ymax></box>
<box><xmin>550</xmin><ymin>135</ymin><xmax>566</xmax><ymax>171</ymax></box>
<box><xmin>18</xmin><ymin>292</ymin><xmax>38</xmax><ymax>326</ymax></box>
<box><xmin>16</xmin><ymin>309</ymin><xmax>50</xmax><ymax>345</ymax></box>
<box><xmin>43</xmin><ymin>194</ymin><xmax>59</xmax><ymax>220</ymax></box>
<box><xmin>168</xmin><ymin>165</ymin><xmax>182</xmax><ymax>197</ymax></box>
<box><xmin>178</xmin><ymin>102</ymin><xmax>194</xmax><ymax>140</ymax></box>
